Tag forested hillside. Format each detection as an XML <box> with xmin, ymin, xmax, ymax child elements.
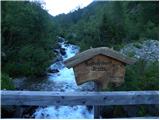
<box><xmin>54</xmin><ymin>1</ymin><xmax>158</xmax><ymax>51</ymax></box>
<box><xmin>1</xmin><ymin>1</ymin><xmax>57</xmax><ymax>89</ymax></box>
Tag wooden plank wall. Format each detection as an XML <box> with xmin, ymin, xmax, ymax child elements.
<box><xmin>1</xmin><ymin>90</ymin><xmax>159</xmax><ymax>106</ymax></box>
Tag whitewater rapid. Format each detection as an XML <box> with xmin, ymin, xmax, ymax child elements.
<box><xmin>33</xmin><ymin>37</ymin><xmax>94</xmax><ymax>119</ymax></box>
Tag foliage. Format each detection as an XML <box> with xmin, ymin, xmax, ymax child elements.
<box><xmin>107</xmin><ymin>60</ymin><xmax>159</xmax><ymax>91</ymax></box>
<box><xmin>104</xmin><ymin>60</ymin><xmax>159</xmax><ymax>117</ymax></box>
<box><xmin>54</xmin><ymin>1</ymin><xmax>158</xmax><ymax>50</ymax></box>
<box><xmin>1</xmin><ymin>1</ymin><xmax>57</xmax><ymax>77</ymax></box>
<box><xmin>1</xmin><ymin>73</ymin><xmax>15</xmax><ymax>90</ymax></box>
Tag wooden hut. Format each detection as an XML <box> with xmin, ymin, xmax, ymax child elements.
<box><xmin>64</xmin><ymin>47</ymin><xmax>136</xmax><ymax>89</ymax></box>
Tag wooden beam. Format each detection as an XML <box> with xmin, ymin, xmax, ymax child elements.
<box><xmin>94</xmin><ymin>82</ymin><xmax>102</xmax><ymax>119</ymax></box>
<box><xmin>1</xmin><ymin>90</ymin><xmax>159</xmax><ymax>106</ymax></box>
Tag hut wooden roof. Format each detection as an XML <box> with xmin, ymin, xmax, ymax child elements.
<box><xmin>64</xmin><ymin>47</ymin><xmax>136</xmax><ymax>68</ymax></box>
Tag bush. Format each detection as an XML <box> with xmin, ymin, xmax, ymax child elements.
<box><xmin>107</xmin><ymin>60</ymin><xmax>159</xmax><ymax>91</ymax></box>
<box><xmin>1</xmin><ymin>73</ymin><xmax>15</xmax><ymax>90</ymax></box>
<box><xmin>104</xmin><ymin>60</ymin><xmax>159</xmax><ymax>118</ymax></box>
<box><xmin>3</xmin><ymin>45</ymin><xmax>55</xmax><ymax>77</ymax></box>
<box><xmin>1</xmin><ymin>1</ymin><xmax>56</xmax><ymax>77</ymax></box>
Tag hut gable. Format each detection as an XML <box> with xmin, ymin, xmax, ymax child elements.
<box><xmin>64</xmin><ymin>47</ymin><xmax>136</xmax><ymax>68</ymax></box>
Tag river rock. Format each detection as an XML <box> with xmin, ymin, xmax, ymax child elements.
<box><xmin>22</xmin><ymin>106</ymin><xmax>38</xmax><ymax>118</ymax></box>
<box><xmin>54</xmin><ymin>56</ymin><xmax>63</xmax><ymax>62</ymax></box>
<box><xmin>53</xmin><ymin>43</ymin><xmax>61</xmax><ymax>49</ymax></box>
<box><xmin>12</xmin><ymin>77</ymin><xmax>27</xmax><ymax>90</ymax></box>
<box><xmin>86</xmin><ymin>106</ymin><xmax>93</xmax><ymax>112</ymax></box>
<box><xmin>47</xmin><ymin>68</ymin><xmax>59</xmax><ymax>73</ymax></box>
<box><xmin>53</xmin><ymin>49</ymin><xmax>59</xmax><ymax>54</ymax></box>
<box><xmin>58</xmin><ymin>36</ymin><xmax>65</xmax><ymax>43</ymax></box>
<box><xmin>60</xmin><ymin>48</ymin><xmax>66</xmax><ymax>55</ymax></box>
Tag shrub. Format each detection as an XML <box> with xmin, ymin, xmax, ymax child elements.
<box><xmin>3</xmin><ymin>45</ymin><xmax>55</xmax><ymax>77</ymax></box>
<box><xmin>107</xmin><ymin>60</ymin><xmax>159</xmax><ymax>91</ymax></box>
<box><xmin>1</xmin><ymin>73</ymin><xmax>15</xmax><ymax>90</ymax></box>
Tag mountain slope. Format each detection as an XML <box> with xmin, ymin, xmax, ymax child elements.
<box><xmin>54</xmin><ymin>1</ymin><xmax>158</xmax><ymax>51</ymax></box>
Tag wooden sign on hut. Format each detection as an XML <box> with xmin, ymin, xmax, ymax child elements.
<box><xmin>64</xmin><ymin>47</ymin><xmax>136</xmax><ymax>89</ymax></box>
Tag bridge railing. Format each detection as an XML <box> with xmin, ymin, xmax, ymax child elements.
<box><xmin>1</xmin><ymin>90</ymin><xmax>158</xmax><ymax>106</ymax></box>
<box><xmin>1</xmin><ymin>90</ymin><xmax>159</xmax><ymax>118</ymax></box>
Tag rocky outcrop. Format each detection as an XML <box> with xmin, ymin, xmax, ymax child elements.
<box><xmin>120</xmin><ymin>40</ymin><xmax>158</xmax><ymax>61</ymax></box>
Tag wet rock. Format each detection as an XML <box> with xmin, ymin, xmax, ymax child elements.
<box><xmin>12</xmin><ymin>77</ymin><xmax>27</xmax><ymax>90</ymax></box>
<box><xmin>87</xmin><ymin>106</ymin><xmax>93</xmax><ymax>112</ymax></box>
<box><xmin>60</xmin><ymin>48</ymin><xmax>66</xmax><ymax>55</ymax></box>
<box><xmin>53</xmin><ymin>49</ymin><xmax>59</xmax><ymax>54</ymax></box>
<box><xmin>60</xmin><ymin>89</ymin><xmax>65</xmax><ymax>92</ymax></box>
<box><xmin>47</xmin><ymin>68</ymin><xmax>59</xmax><ymax>73</ymax></box>
<box><xmin>53</xmin><ymin>43</ymin><xmax>61</xmax><ymax>50</ymax></box>
<box><xmin>50</xmin><ymin>61</ymin><xmax>64</xmax><ymax>70</ymax></box>
<box><xmin>22</xmin><ymin>106</ymin><xmax>38</xmax><ymax>118</ymax></box>
<box><xmin>51</xmin><ymin>56</ymin><xmax>63</xmax><ymax>63</ymax></box>
<box><xmin>78</xmin><ymin>81</ymin><xmax>95</xmax><ymax>91</ymax></box>
<box><xmin>56</xmin><ymin>56</ymin><xmax>63</xmax><ymax>61</ymax></box>
<box><xmin>58</xmin><ymin>36</ymin><xmax>65</xmax><ymax>43</ymax></box>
